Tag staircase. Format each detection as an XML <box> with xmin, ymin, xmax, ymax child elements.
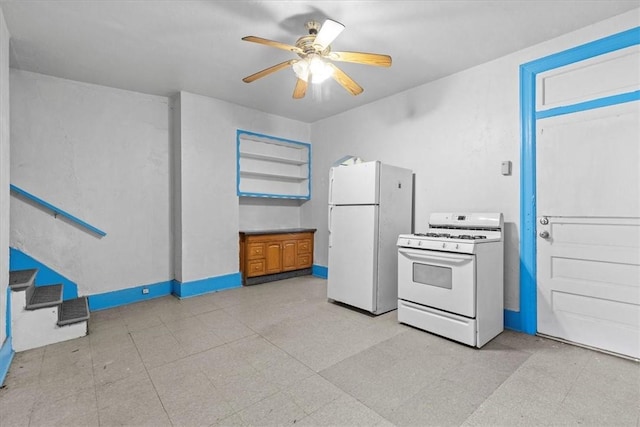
<box><xmin>9</xmin><ymin>268</ymin><xmax>89</xmax><ymax>352</ymax></box>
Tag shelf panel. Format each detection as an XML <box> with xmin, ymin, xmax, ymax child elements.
<box><xmin>239</xmin><ymin>151</ymin><xmax>307</xmax><ymax>165</ymax></box>
<box><xmin>240</xmin><ymin>170</ymin><xmax>308</xmax><ymax>182</ymax></box>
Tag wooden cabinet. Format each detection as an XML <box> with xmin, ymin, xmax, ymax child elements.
<box><xmin>239</xmin><ymin>229</ymin><xmax>315</xmax><ymax>285</ymax></box>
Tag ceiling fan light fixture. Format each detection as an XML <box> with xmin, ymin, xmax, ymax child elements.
<box><xmin>292</xmin><ymin>54</ymin><xmax>333</xmax><ymax>84</ymax></box>
<box><xmin>308</xmin><ymin>54</ymin><xmax>333</xmax><ymax>83</ymax></box>
<box><xmin>292</xmin><ymin>59</ymin><xmax>309</xmax><ymax>82</ymax></box>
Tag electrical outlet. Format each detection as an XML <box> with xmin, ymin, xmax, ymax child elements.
<box><xmin>142</xmin><ymin>288</ymin><xmax>149</xmax><ymax>295</ymax></box>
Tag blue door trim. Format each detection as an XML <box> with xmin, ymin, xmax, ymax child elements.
<box><xmin>517</xmin><ymin>26</ymin><xmax>640</xmax><ymax>334</ymax></box>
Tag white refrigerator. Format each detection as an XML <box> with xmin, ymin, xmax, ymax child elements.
<box><xmin>327</xmin><ymin>161</ymin><xmax>413</xmax><ymax>314</ymax></box>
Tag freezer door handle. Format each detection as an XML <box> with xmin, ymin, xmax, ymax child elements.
<box><xmin>328</xmin><ymin>169</ymin><xmax>334</xmax><ymax>204</ymax></box>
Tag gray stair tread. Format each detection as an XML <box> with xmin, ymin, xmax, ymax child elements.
<box><xmin>58</xmin><ymin>296</ymin><xmax>90</xmax><ymax>326</ymax></box>
<box><xmin>9</xmin><ymin>269</ymin><xmax>38</xmax><ymax>291</ymax></box>
<box><xmin>26</xmin><ymin>284</ymin><xmax>63</xmax><ymax>310</ymax></box>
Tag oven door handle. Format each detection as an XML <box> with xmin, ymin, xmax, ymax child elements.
<box><xmin>398</xmin><ymin>247</ymin><xmax>474</xmax><ymax>264</ymax></box>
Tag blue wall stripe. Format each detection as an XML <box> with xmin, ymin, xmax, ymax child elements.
<box><xmin>537</xmin><ymin>90</ymin><xmax>640</xmax><ymax>119</ymax></box>
<box><xmin>10</xmin><ymin>184</ymin><xmax>107</xmax><ymax>237</ymax></box>
<box><xmin>312</xmin><ymin>264</ymin><xmax>328</xmax><ymax>279</ymax></box>
<box><xmin>88</xmin><ymin>280</ymin><xmax>173</xmax><ymax>311</ymax></box>
<box><xmin>0</xmin><ymin>337</ymin><xmax>14</xmax><ymax>386</ymax></box>
<box><xmin>519</xmin><ymin>26</ymin><xmax>640</xmax><ymax>335</ymax></box>
<box><xmin>172</xmin><ymin>273</ymin><xmax>242</xmax><ymax>299</ymax></box>
<box><xmin>10</xmin><ymin>247</ymin><xmax>78</xmax><ymax>301</ymax></box>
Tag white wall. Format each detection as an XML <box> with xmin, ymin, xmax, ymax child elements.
<box><xmin>308</xmin><ymin>9</ymin><xmax>640</xmax><ymax>311</ymax></box>
<box><xmin>0</xmin><ymin>6</ymin><xmax>10</xmax><ymax>346</ymax></box>
<box><xmin>10</xmin><ymin>70</ymin><xmax>172</xmax><ymax>295</ymax></box>
<box><xmin>175</xmin><ymin>91</ymin><xmax>310</xmax><ymax>282</ymax></box>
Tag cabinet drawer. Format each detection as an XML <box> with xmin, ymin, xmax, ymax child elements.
<box><xmin>297</xmin><ymin>254</ymin><xmax>312</xmax><ymax>268</ymax></box>
<box><xmin>297</xmin><ymin>239</ymin><xmax>312</xmax><ymax>254</ymax></box>
<box><xmin>247</xmin><ymin>242</ymin><xmax>266</xmax><ymax>259</ymax></box>
<box><xmin>247</xmin><ymin>259</ymin><xmax>266</xmax><ymax>277</ymax></box>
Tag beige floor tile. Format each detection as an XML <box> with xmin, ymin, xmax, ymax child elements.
<box><xmin>283</xmin><ymin>374</ymin><xmax>349</xmax><ymax>415</ymax></box>
<box><xmin>237</xmin><ymin>391</ymin><xmax>306</xmax><ymax>426</ymax></box>
<box><xmin>196</xmin><ymin>308</ymin><xmax>256</xmax><ymax>343</ymax></box>
<box><xmin>29</xmin><ymin>387</ymin><xmax>98</xmax><ymax>427</ymax></box>
<box><xmin>305</xmin><ymin>394</ymin><xmax>391</xmax><ymax>426</ymax></box>
<box><xmin>0</xmin><ymin>383</ymin><xmax>39</xmax><ymax>426</ymax></box>
<box><xmin>149</xmin><ymin>358</ymin><xmax>235</xmax><ymax>425</ymax></box>
<box><xmin>188</xmin><ymin>344</ymin><xmax>258</xmax><ymax>386</ymax></box>
<box><xmin>130</xmin><ymin>324</ymin><xmax>187</xmax><ymax>368</ymax></box>
<box><xmin>96</xmin><ymin>372</ymin><xmax>171</xmax><ymax>426</ymax></box>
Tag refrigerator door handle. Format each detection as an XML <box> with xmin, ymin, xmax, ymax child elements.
<box><xmin>328</xmin><ymin>206</ymin><xmax>333</xmax><ymax>248</ymax></box>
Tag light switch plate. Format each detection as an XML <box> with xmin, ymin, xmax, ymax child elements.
<box><xmin>501</xmin><ymin>161</ymin><xmax>512</xmax><ymax>176</ymax></box>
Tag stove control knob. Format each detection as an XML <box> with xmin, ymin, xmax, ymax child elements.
<box><xmin>442</xmin><ymin>243</ymin><xmax>446</xmax><ymax>248</ymax></box>
<box><xmin>407</xmin><ymin>240</ymin><xmax>411</xmax><ymax>246</ymax></box>
<box><xmin>418</xmin><ymin>241</ymin><xmax>422</xmax><ymax>246</ymax></box>
<box><xmin>455</xmin><ymin>244</ymin><xmax>459</xmax><ymax>249</ymax></box>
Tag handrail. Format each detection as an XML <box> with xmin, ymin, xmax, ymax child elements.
<box><xmin>10</xmin><ymin>184</ymin><xmax>107</xmax><ymax>237</ymax></box>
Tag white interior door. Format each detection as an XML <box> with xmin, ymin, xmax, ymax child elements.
<box><xmin>536</xmin><ymin>98</ymin><xmax>640</xmax><ymax>358</ymax></box>
<box><xmin>327</xmin><ymin>205</ymin><xmax>378</xmax><ymax>312</ymax></box>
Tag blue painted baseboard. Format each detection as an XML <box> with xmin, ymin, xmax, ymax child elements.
<box><xmin>88</xmin><ymin>272</ymin><xmax>243</xmax><ymax>310</ymax></box>
<box><xmin>0</xmin><ymin>337</ymin><xmax>14</xmax><ymax>386</ymax></box>
<box><xmin>9</xmin><ymin>247</ymin><xmax>78</xmax><ymax>300</ymax></box>
<box><xmin>88</xmin><ymin>280</ymin><xmax>173</xmax><ymax>311</ymax></box>
<box><xmin>312</xmin><ymin>264</ymin><xmax>328</xmax><ymax>279</ymax></box>
<box><xmin>504</xmin><ymin>309</ymin><xmax>523</xmax><ymax>332</ymax></box>
<box><xmin>173</xmin><ymin>273</ymin><xmax>242</xmax><ymax>299</ymax></box>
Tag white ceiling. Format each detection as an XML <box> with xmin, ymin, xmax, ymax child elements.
<box><xmin>1</xmin><ymin>1</ymin><xmax>638</xmax><ymax>123</ymax></box>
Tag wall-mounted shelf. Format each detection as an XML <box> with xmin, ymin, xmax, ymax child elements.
<box><xmin>237</xmin><ymin>130</ymin><xmax>311</xmax><ymax>199</ymax></box>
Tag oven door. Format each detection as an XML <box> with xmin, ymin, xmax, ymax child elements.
<box><xmin>398</xmin><ymin>247</ymin><xmax>476</xmax><ymax>317</ymax></box>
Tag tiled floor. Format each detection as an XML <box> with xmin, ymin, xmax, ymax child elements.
<box><xmin>1</xmin><ymin>276</ymin><xmax>639</xmax><ymax>426</ymax></box>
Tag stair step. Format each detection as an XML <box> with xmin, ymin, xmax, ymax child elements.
<box><xmin>9</xmin><ymin>269</ymin><xmax>38</xmax><ymax>291</ymax></box>
<box><xmin>58</xmin><ymin>296</ymin><xmax>90</xmax><ymax>326</ymax></box>
<box><xmin>26</xmin><ymin>284</ymin><xmax>63</xmax><ymax>310</ymax></box>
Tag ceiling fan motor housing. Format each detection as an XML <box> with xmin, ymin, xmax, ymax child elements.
<box><xmin>305</xmin><ymin>21</ymin><xmax>321</xmax><ymax>35</ymax></box>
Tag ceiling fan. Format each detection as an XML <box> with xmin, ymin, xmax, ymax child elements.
<box><xmin>242</xmin><ymin>19</ymin><xmax>392</xmax><ymax>99</ymax></box>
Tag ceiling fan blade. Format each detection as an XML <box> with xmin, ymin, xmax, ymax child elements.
<box><xmin>329</xmin><ymin>51</ymin><xmax>392</xmax><ymax>67</ymax></box>
<box><xmin>293</xmin><ymin>78</ymin><xmax>307</xmax><ymax>99</ymax></box>
<box><xmin>328</xmin><ymin>63</ymin><xmax>363</xmax><ymax>96</ymax></box>
<box><xmin>243</xmin><ymin>60</ymin><xmax>297</xmax><ymax>83</ymax></box>
<box><xmin>242</xmin><ymin>36</ymin><xmax>302</xmax><ymax>54</ymax></box>
<box><xmin>313</xmin><ymin>19</ymin><xmax>345</xmax><ymax>50</ymax></box>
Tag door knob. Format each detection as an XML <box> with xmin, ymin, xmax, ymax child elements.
<box><xmin>539</xmin><ymin>231</ymin><xmax>550</xmax><ymax>239</ymax></box>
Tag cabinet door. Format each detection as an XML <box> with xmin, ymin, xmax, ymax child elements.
<box><xmin>282</xmin><ymin>240</ymin><xmax>297</xmax><ymax>271</ymax></box>
<box><xmin>265</xmin><ymin>242</ymin><xmax>282</xmax><ymax>274</ymax></box>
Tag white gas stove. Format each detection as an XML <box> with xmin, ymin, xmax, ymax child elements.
<box><xmin>397</xmin><ymin>213</ymin><xmax>504</xmax><ymax>348</ymax></box>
